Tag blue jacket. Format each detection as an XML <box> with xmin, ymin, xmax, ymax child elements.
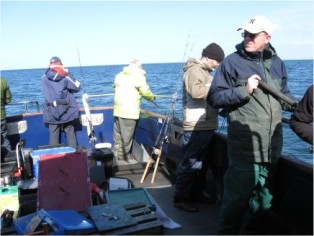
<box><xmin>42</xmin><ymin>69</ymin><xmax>81</xmax><ymax>124</ymax></box>
<box><xmin>208</xmin><ymin>42</ymin><xmax>296</xmax><ymax>163</ymax></box>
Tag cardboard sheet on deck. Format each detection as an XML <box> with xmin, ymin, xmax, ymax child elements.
<box><xmin>38</xmin><ymin>152</ymin><xmax>91</xmax><ymax>211</ymax></box>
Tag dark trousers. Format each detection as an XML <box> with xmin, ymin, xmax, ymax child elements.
<box><xmin>49</xmin><ymin>120</ymin><xmax>77</xmax><ymax>149</ymax></box>
<box><xmin>113</xmin><ymin>117</ymin><xmax>137</xmax><ymax>160</ymax></box>
<box><xmin>174</xmin><ymin>130</ymin><xmax>214</xmax><ymax>202</ymax></box>
<box><xmin>218</xmin><ymin>160</ymin><xmax>274</xmax><ymax>234</ymax></box>
<box><xmin>1</xmin><ymin>119</ymin><xmax>11</xmax><ymax>159</ymax></box>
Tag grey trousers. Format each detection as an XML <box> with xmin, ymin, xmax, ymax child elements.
<box><xmin>113</xmin><ymin>117</ymin><xmax>137</xmax><ymax>160</ymax></box>
<box><xmin>49</xmin><ymin>120</ymin><xmax>77</xmax><ymax>149</ymax></box>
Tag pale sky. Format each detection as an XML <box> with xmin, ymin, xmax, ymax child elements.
<box><xmin>1</xmin><ymin>0</ymin><xmax>313</xmax><ymax>70</ymax></box>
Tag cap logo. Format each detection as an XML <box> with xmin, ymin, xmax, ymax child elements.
<box><xmin>249</xmin><ymin>19</ymin><xmax>256</xmax><ymax>24</ymax></box>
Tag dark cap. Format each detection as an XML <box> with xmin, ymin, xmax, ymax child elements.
<box><xmin>50</xmin><ymin>56</ymin><xmax>62</xmax><ymax>64</ymax></box>
<box><xmin>202</xmin><ymin>43</ymin><xmax>225</xmax><ymax>62</ymax></box>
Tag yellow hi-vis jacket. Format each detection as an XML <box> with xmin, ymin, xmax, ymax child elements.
<box><xmin>113</xmin><ymin>64</ymin><xmax>155</xmax><ymax>119</ymax></box>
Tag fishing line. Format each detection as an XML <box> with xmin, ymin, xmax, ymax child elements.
<box><xmin>170</xmin><ymin>30</ymin><xmax>194</xmax><ymax>115</ymax></box>
<box><xmin>76</xmin><ymin>44</ymin><xmax>97</xmax><ymax>147</ymax></box>
<box><xmin>76</xmin><ymin>44</ymin><xmax>86</xmax><ymax>93</ymax></box>
<box><xmin>141</xmin><ymin>30</ymin><xmax>194</xmax><ymax>183</ymax></box>
<box><xmin>153</xmin><ymin>30</ymin><xmax>194</xmax><ymax>147</ymax></box>
<box><xmin>149</xmin><ymin>32</ymin><xmax>194</xmax><ymax>118</ymax></box>
<box><xmin>160</xmin><ymin>30</ymin><xmax>194</xmax><ymax>119</ymax></box>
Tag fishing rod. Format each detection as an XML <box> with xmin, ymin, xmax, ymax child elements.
<box><xmin>153</xmin><ymin>30</ymin><xmax>193</xmax><ymax>145</ymax></box>
<box><xmin>258</xmin><ymin>81</ymin><xmax>298</xmax><ymax>107</ymax></box>
<box><xmin>82</xmin><ymin>93</ymin><xmax>97</xmax><ymax>148</ymax></box>
<box><xmin>217</xmin><ymin>81</ymin><xmax>299</xmax><ymax>134</ymax></box>
<box><xmin>154</xmin><ymin>94</ymin><xmax>182</xmax><ymax>99</ymax></box>
<box><xmin>259</xmin><ymin>82</ymin><xmax>314</xmax><ymax>154</ymax></box>
<box><xmin>141</xmin><ymin>30</ymin><xmax>194</xmax><ymax>184</ymax></box>
<box><xmin>76</xmin><ymin>44</ymin><xmax>86</xmax><ymax>93</ymax></box>
<box><xmin>76</xmin><ymin>45</ymin><xmax>97</xmax><ymax>148</ymax></box>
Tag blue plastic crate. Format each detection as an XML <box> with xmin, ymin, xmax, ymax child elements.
<box><xmin>13</xmin><ymin>209</ymin><xmax>95</xmax><ymax>235</ymax></box>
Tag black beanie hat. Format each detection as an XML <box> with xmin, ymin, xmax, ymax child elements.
<box><xmin>202</xmin><ymin>43</ymin><xmax>225</xmax><ymax>62</ymax></box>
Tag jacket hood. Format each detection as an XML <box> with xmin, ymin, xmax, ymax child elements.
<box><xmin>45</xmin><ymin>68</ymin><xmax>66</xmax><ymax>82</ymax></box>
<box><xmin>183</xmin><ymin>58</ymin><xmax>212</xmax><ymax>73</ymax></box>
<box><xmin>235</xmin><ymin>41</ymin><xmax>277</xmax><ymax>60</ymax></box>
<box><xmin>123</xmin><ymin>64</ymin><xmax>146</xmax><ymax>75</ymax></box>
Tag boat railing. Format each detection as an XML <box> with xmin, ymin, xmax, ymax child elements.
<box><xmin>8</xmin><ymin>101</ymin><xmax>40</xmax><ymax>114</ymax></box>
<box><xmin>75</xmin><ymin>93</ymin><xmax>115</xmax><ymax>99</ymax></box>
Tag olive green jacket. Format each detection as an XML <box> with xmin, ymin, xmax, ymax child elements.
<box><xmin>1</xmin><ymin>77</ymin><xmax>12</xmax><ymax>120</ymax></box>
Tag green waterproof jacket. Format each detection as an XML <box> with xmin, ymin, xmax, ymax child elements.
<box><xmin>113</xmin><ymin>64</ymin><xmax>154</xmax><ymax>119</ymax></box>
<box><xmin>0</xmin><ymin>77</ymin><xmax>12</xmax><ymax>120</ymax></box>
<box><xmin>208</xmin><ymin>42</ymin><xmax>296</xmax><ymax>163</ymax></box>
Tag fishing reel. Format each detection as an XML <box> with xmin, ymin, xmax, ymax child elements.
<box><xmin>164</xmin><ymin>135</ymin><xmax>170</xmax><ymax>144</ymax></box>
<box><xmin>151</xmin><ymin>147</ymin><xmax>161</xmax><ymax>161</ymax></box>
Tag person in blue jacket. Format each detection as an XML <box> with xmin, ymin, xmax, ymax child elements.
<box><xmin>42</xmin><ymin>57</ymin><xmax>81</xmax><ymax>149</ymax></box>
<box><xmin>207</xmin><ymin>16</ymin><xmax>297</xmax><ymax>234</ymax></box>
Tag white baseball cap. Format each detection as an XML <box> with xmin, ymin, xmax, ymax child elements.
<box><xmin>237</xmin><ymin>16</ymin><xmax>273</xmax><ymax>35</ymax></box>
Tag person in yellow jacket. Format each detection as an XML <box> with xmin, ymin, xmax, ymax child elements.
<box><xmin>113</xmin><ymin>60</ymin><xmax>155</xmax><ymax>161</ymax></box>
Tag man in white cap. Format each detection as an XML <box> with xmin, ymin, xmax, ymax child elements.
<box><xmin>207</xmin><ymin>16</ymin><xmax>297</xmax><ymax>234</ymax></box>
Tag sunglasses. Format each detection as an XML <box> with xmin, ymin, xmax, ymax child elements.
<box><xmin>241</xmin><ymin>31</ymin><xmax>267</xmax><ymax>40</ymax></box>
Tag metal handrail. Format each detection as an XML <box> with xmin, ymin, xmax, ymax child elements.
<box><xmin>8</xmin><ymin>101</ymin><xmax>40</xmax><ymax>113</ymax></box>
<box><xmin>75</xmin><ymin>93</ymin><xmax>114</xmax><ymax>99</ymax></box>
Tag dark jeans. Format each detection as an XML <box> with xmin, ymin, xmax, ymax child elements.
<box><xmin>174</xmin><ymin>130</ymin><xmax>215</xmax><ymax>202</ymax></box>
<box><xmin>49</xmin><ymin>120</ymin><xmax>77</xmax><ymax>149</ymax></box>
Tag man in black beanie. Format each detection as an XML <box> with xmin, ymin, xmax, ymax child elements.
<box><xmin>173</xmin><ymin>42</ymin><xmax>225</xmax><ymax>212</ymax></box>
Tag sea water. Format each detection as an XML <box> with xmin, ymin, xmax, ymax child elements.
<box><xmin>1</xmin><ymin>60</ymin><xmax>313</xmax><ymax>164</ymax></box>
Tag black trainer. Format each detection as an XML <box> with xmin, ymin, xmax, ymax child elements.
<box><xmin>173</xmin><ymin>201</ymin><xmax>199</xmax><ymax>212</ymax></box>
<box><xmin>191</xmin><ymin>194</ymin><xmax>216</xmax><ymax>204</ymax></box>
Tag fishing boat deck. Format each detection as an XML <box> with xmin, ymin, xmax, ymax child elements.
<box><xmin>113</xmin><ymin>158</ymin><xmax>221</xmax><ymax>235</ymax></box>
<box><xmin>1</xmin><ymin>145</ymin><xmax>313</xmax><ymax>235</ymax></box>
<box><xmin>110</xmin><ymin>153</ymin><xmax>314</xmax><ymax>235</ymax></box>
